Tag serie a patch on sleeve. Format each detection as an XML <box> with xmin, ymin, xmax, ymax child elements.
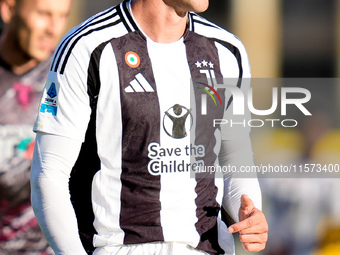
<box><xmin>39</xmin><ymin>80</ymin><xmax>59</xmax><ymax>116</ymax></box>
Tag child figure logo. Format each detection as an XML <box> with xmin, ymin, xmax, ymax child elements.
<box><xmin>163</xmin><ymin>104</ymin><xmax>192</xmax><ymax>139</ymax></box>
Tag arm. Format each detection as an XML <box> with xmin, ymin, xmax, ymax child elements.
<box><xmin>219</xmin><ymin>137</ymin><xmax>262</xmax><ymax>221</ymax></box>
<box><xmin>215</xmin><ymin>26</ymin><xmax>268</xmax><ymax>252</ymax></box>
<box><xmin>30</xmin><ymin>132</ymin><xmax>87</xmax><ymax>255</ymax></box>
<box><xmin>219</xmin><ymin>137</ymin><xmax>268</xmax><ymax>252</ymax></box>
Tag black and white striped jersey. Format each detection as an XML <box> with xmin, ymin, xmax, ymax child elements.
<box><xmin>34</xmin><ymin>0</ymin><xmax>251</xmax><ymax>254</ymax></box>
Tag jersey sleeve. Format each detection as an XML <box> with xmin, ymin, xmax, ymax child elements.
<box><xmin>33</xmin><ymin>40</ymin><xmax>92</xmax><ymax>142</ymax></box>
<box><xmin>31</xmin><ymin>133</ymin><xmax>87</xmax><ymax>254</ymax></box>
<box><xmin>216</xmin><ymin>35</ymin><xmax>262</xmax><ymax>221</ymax></box>
<box><xmin>219</xmin><ymin>138</ymin><xmax>262</xmax><ymax>222</ymax></box>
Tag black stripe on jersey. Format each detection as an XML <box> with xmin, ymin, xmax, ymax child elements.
<box><xmin>214</xmin><ymin>39</ymin><xmax>243</xmax><ymax>79</ymax></box>
<box><xmin>121</xmin><ymin>0</ymin><xmax>139</xmax><ymax>31</ymax></box>
<box><xmin>51</xmin><ymin>6</ymin><xmax>117</xmax><ymax>72</ymax></box>
<box><xmin>110</xmin><ymin>32</ymin><xmax>163</xmax><ymax>245</ymax></box>
<box><xmin>184</xmin><ymin>30</ymin><xmax>226</xmax><ymax>255</ymax></box>
<box><xmin>59</xmin><ymin>19</ymin><xmax>121</xmax><ymax>74</ymax></box>
<box><xmin>213</xmin><ymin>38</ymin><xmax>243</xmax><ymax>110</ymax></box>
<box><xmin>189</xmin><ymin>13</ymin><xmax>244</xmax><ymax>111</ymax></box>
<box><xmin>69</xmin><ymin>42</ymin><xmax>108</xmax><ymax>254</ymax></box>
<box><xmin>88</xmin><ymin>41</ymin><xmax>111</xmax><ymax>107</ymax></box>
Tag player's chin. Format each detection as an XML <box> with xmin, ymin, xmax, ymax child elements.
<box><xmin>242</xmin><ymin>242</ymin><xmax>267</xmax><ymax>252</ymax></box>
<box><xmin>193</xmin><ymin>1</ymin><xmax>209</xmax><ymax>13</ymax></box>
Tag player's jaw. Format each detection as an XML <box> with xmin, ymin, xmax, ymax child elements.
<box><xmin>163</xmin><ymin>0</ymin><xmax>209</xmax><ymax>15</ymax></box>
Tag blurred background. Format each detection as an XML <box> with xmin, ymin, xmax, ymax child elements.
<box><xmin>1</xmin><ymin>0</ymin><xmax>340</xmax><ymax>254</ymax></box>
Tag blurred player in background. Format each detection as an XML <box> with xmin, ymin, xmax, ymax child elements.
<box><xmin>0</xmin><ymin>0</ymin><xmax>71</xmax><ymax>253</ymax></box>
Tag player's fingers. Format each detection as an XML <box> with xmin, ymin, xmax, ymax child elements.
<box><xmin>229</xmin><ymin>212</ymin><xmax>260</xmax><ymax>233</ymax></box>
<box><xmin>238</xmin><ymin>223</ymin><xmax>268</xmax><ymax>235</ymax></box>
<box><xmin>240</xmin><ymin>194</ymin><xmax>254</xmax><ymax>211</ymax></box>
<box><xmin>239</xmin><ymin>195</ymin><xmax>255</xmax><ymax>221</ymax></box>
<box><xmin>236</xmin><ymin>224</ymin><xmax>268</xmax><ymax>235</ymax></box>
<box><xmin>239</xmin><ymin>232</ymin><xmax>268</xmax><ymax>244</ymax></box>
<box><xmin>241</xmin><ymin>242</ymin><xmax>267</xmax><ymax>253</ymax></box>
<box><xmin>230</xmin><ymin>208</ymin><xmax>268</xmax><ymax>233</ymax></box>
<box><xmin>229</xmin><ymin>218</ymin><xmax>254</xmax><ymax>233</ymax></box>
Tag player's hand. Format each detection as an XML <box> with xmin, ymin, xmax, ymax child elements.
<box><xmin>228</xmin><ymin>194</ymin><xmax>268</xmax><ymax>252</ymax></box>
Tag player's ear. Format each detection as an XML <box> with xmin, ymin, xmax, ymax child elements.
<box><xmin>0</xmin><ymin>0</ymin><xmax>17</xmax><ymax>24</ymax></box>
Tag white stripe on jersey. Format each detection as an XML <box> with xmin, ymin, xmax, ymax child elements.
<box><xmin>146</xmin><ymin>37</ymin><xmax>200</xmax><ymax>246</ymax></box>
<box><xmin>92</xmin><ymin>44</ymin><xmax>124</xmax><ymax>245</ymax></box>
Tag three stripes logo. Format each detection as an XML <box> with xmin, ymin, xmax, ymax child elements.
<box><xmin>125</xmin><ymin>73</ymin><xmax>154</xmax><ymax>93</ymax></box>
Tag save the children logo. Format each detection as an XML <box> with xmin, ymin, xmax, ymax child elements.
<box><xmin>147</xmin><ymin>142</ymin><xmax>205</xmax><ymax>176</ymax></box>
<box><xmin>163</xmin><ymin>104</ymin><xmax>193</xmax><ymax>139</ymax></box>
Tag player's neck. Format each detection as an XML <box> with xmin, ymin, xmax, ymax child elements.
<box><xmin>131</xmin><ymin>0</ymin><xmax>188</xmax><ymax>43</ymax></box>
<box><xmin>0</xmin><ymin>30</ymin><xmax>38</xmax><ymax>75</ymax></box>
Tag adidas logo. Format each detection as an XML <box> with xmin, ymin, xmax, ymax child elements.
<box><xmin>125</xmin><ymin>73</ymin><xmax>154</xmax><ymax>93</ymax></box>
